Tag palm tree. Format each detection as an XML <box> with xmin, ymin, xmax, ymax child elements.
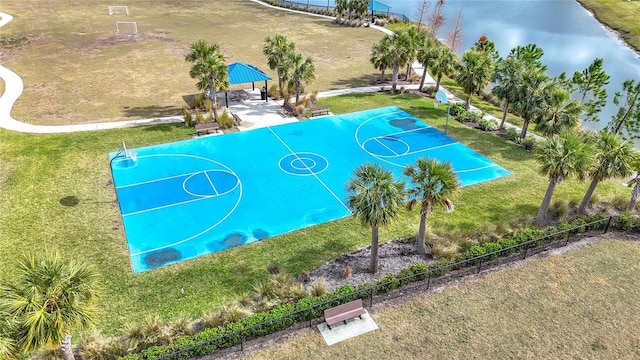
<box><xmin>492</xmin><ymin>44</ymin><xmax>546</xmax><ymax>131</ymax></box>
<box><xmin>370</xmin><ymin>37</ymin><xmax>393</xmax><ymax>83</ymax></box>
<box><xmin>384</xmin><ymin>30</ymin><xmax>412</xmax><ymax>94</ymax></box>
<box><xmin>572</xmin><ymin>58</ymin><xmax>610</xmax><ymax>123</ymax></box>
<box><xmin>429</xmin><ymin>45</ymin><xmax>456</xmax><ymax>93</ymax></box>
<box><xmin>263</xmin><ymin>34</ymin><xmax>296</xmax><ymax>97</ymax></box>
<box><xmin>346</xmin><ymin>163</ymin><xmax>405</xmax><ymax>273</ymax></box>
<box><xmin>185</xmin><ymin>40</ymin><xmax>228</xmax><ymax>120</ymax></box>
<box><xmin>415</xmin><ymin>36</ymin><xmax>438</xmax><ymax>91</ymax></box>
<box><xmin>578</xmin><ymin>132</ymin><xmax>636</xmax><ymax>214</ymax></box>
<box><xmin>455</xmin><ymin>49</ymin><xmax>494</xmax><ymax>110</ymax></box>
<box><xmin>282</xmin><ymin>52</ymin><xmax>315</xmax><ymax>104</ymax></box>
<box><xmin>626</xmin><ymin>156</ymin><xmax>640</xmax><ymax>211</ymax></box>
<box><xmin>403</xmin><ymin>158</ymin><xmax>459</xmax><ymax>256</ymax></box>
<box><xmin>535</xmin><ymin>133</ymin><xmax>592</xmax><ymax>225</ymax></box>
<box><xmin>403</xmin><ymin>27</ymin><xmax>426</xmax><ymax>82</ymax></box>
<box><xmin>512</xmin><ymin>68</ymin><xmax>549</xmax><ymax>139</ymax></box>
<box><xmin>534</xmin><ymin>80</ymin><xmax>583</xmax><ymax>137</ymax></box>
<box><xmin>0</xmin><ymin>252</ymin><xmax>101</xmax><ymax>360</ymax></box>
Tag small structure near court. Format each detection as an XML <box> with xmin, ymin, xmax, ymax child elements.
<box><xmin>108</xmin><ymin>5</ymin><xmax>129</xmax><ymax>15</ymax></box>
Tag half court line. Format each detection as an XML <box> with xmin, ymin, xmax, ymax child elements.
<box><xmin>267</xmin><ymin>127</ymin><xmax>351</xmax><ymax>213</ymax></box>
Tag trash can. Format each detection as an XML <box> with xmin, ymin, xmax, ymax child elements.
<box><xmin>260</xmin><ymin>87</ymin><xmax>267</xmax><ymax>100</ymax></box>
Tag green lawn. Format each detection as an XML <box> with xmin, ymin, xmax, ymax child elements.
<box><xmin>245</xmin><ymin>240</ymin><xmax>640</xmax><ymax>359</ymax></box>
<box><xmin>0</xmin><ymin>0</ymin><xmax>383</xmax><ymax>125</ymax></box>
<box><xmin>0</xmin><ymin>93</ymin><xmax>632</xmax><ymax>336</ymax></box>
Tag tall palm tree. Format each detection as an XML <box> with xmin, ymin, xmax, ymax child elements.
<box><xmin>455</xmin><ymin>49</ymin><xmax>494</xmax><ymax>110</ymax></box>
<box><xmin>534</xmin><ymin>80</ymin><xmax>583</xmax><ymax>137</ymax></box>
<box><xmin>415</xmin><ymin>36</ymin><xmax>438</xmax><ymax>91</ymax></box>
<box><xmin>403</xmin><ymin>27</ymin><xmax>426</xmax><ymax>82</ymax></box>
<box><xmin>282</xmin><ymin>52</ymin><xmax>315</xmax><ymax>104</ymax></box>
<box><xmin>626</xmin><ymin>156</ymin><xmax>640</xmax><ymax>211</ymax></box>
<box><xmin>263</xmin><ymin>34</ymin><xmax>296</xmax><ymax>97</ymax></box>
<box><xmin>384</xmin><ymin>30</ymin><xmax>412</xmax><ymax>94</ymax></box>
<box><xmin>403</xmin><ymin>158</ymin><xmax>459</xmax><ymax>256</ymax></box>
<box><xmin>578</xmin><ymin>132</ymin><xmax>636</xmax><ymax>214</ymax></box>
<box><xmin>346</xmin><ymin>163</ymin><xmax>405</xmax><ymax>273</ymax></box>
<box><xmin>370</xmin><ymin>37</ymin><xmax>393</xmax><ymax>83</ymax></box>
<box><xmin>0</xmin><ymin>252</ymin><xmax>101</xmax><ymax>360</ymax></box>
<box><xmin>429</xmin><ymin>45</ymin><xmax>456</xmax><ymax>93</ymax></box>
<box><xmin>512</xmin><ymin>68</ymin><xmax>549</xmax><ymax>138</ymax></box>
<box><xmin>535</xmin><ymin>133</ymin><xmax>592</xmax><ymax>225</ymax></box>
<box><xmin>185</xmin><ymin>40</ymin><xmax>228</xmax><ymax>120</ymax></box>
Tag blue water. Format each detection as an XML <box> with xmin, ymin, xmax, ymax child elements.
<box><xmin>308</xmin><ymin>0</ymin><xmax>640</xmax><ymax>131</ymax></box>
<box><xmin>110</xmin><ymin>106</ymin><xmax>510</xmax><ymax>273</ymax></box>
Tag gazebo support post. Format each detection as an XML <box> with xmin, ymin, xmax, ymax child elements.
<box><xmin>225</xmin><ymin>91</ymin><xmax>229</xmax><ymax>108</ymax></box>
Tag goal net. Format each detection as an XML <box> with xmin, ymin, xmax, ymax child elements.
<box><xmin>108</xmin><ymin>5</ymin><xmax>129</xmax><ymax>15</ymax></box>
<box><xmin>114</xmin><ymin>21</ymin><xmax>138</xmax><ymax>34</ymax></box>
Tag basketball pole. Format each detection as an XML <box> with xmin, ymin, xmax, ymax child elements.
<box><xmin>445</xmin><ymin>101</ymin><xmax>450</xmax><ymax>134</ymax></box>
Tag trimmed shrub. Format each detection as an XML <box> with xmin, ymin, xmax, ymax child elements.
<box><xmin>376</xmin><ymin>274</ymin><xmax>399</xmax><ymax>293</ymax></box>
<box><xmin>141</xmin><ymin>346</ymin><xmax>165</xmax><ymax>360</ymax></box>
<box><xmin>449</xmin><ymin>103</ymin><xmax>465</xmax><ymax>117</ymax></box>
<box><xmin>478</xmin><ymin>119</ymin><xmax>498</xmax><ymax>131</ymax></box>
<box><xmin>466</xmin><ymin>245</ymin><xmax>487</xmax><ymax>263</ymax></box>
<box><xmin>505</xmin><ymin>127</ymin><xmax>519</xmax><ymax>141</ymax></box>
<box><xmin>397</xmin><ymin>267</ymin><xmax>414</xmax><ymax>286</ymax></box>
<box><xmin>497</xmin><ymin>238</ymin><xmax>518</xmax><ymax>254</ymax></box>
<box><xmin>409</xmin><ymin>263</ymin><xmax>429</xmax><ymax>280</ymax></box>
<box><xmin>482</xmin><ymin>242</ymin><xmax>502</xmax><ymax>260</ymax></box>
<box><xmin>430</xmin><ymin>257</ymin><xmax>454</xmax><ymax>276</ymax></box>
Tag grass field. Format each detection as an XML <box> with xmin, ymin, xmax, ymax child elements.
<box><xmin>0</xmin><ymin>0</ymin><xmax>383</xmax><ymax>125</ymax></box>
<box><xmin>578</xmin><ymin>0</ymin><xmax>640</xmax><ymax>53</ymax></box>
<box><xmin>245</xmin><ymin>240</ymin><xmax>640</xmax><ymax>359</ymax></box>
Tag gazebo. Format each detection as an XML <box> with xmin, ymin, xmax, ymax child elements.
<box><xmin>226</xmin><ymin>62</ymin><xmax>272</xmax><ymax>105</ymax></box>
<box><xmin>370</xmin><ymin>0</ymin><xmax>392</xmax><ymax>18</ymax></box>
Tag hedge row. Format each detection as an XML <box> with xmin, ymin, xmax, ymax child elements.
<box><xmin>124</xmin><ymin>214</ymin><xmax>623</xmax><ymax>360</ymax></box>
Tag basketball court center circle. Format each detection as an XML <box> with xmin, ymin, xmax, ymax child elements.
<box><xmin>279</xmin><ymin>152</ymin><xmax>329</xmax><ymax>176</ymax></box>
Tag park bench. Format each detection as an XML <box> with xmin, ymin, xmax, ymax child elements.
<box><xmin>309</xmin><ymin>105</ymin><xmax>330</xmax><ymax>117</ymax></box>
<box><xmin>195</xmin><ymin>122</ymin><xmax>220</xmax><ymax>135</ymax></box>
<box><xmin>232</xmin><ymin>113</ymin><xmax>242</xmax><ymax>125</ymax></box>
<box><xmin>281</xmin><ymin>102</ymin><xmax>296</xmax><ymax>117</ymax></box>
<box><xmin>324</xmin><ymin>299</ymin><xmax>365</xmax><ymax>330</ymax></box>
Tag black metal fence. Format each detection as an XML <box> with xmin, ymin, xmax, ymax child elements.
<box><xmin>155</xmin><ymin>216</ymin><xmax>612</xmax><ymax>359</ymax></box>
<box><xmin>267</xmin><ymin>0</ymin><xmax>410</xmax><ymax>22</ymax></box>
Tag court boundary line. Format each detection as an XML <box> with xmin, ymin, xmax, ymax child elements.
<box><xmin>353</xmin><ymin>107</ymin><xmax>511</xmax><ymax>184</ymax></box>
<box><xmin>110</xmin><ymin>153</ymin><xmax>244</xmax><ymax>259</ymax></box>
<box><xmin>268</xmin><ymin>127</ymin><xmax>351</xmax><ymax>212</ymax></box>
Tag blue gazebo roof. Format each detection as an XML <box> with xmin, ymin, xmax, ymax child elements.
<box><xmin>227</xmin><ymin>62</ymin><xmax>271</xmax><ymax>85</ymax></box>
<box><xmin>370</xmin><ymin>0</ymin><xmax>391</xmax><ymax>12</ymax></box>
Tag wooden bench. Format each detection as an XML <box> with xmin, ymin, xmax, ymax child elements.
<box><xmin>232</xmin><ymin>113</ymin><xmax>242</xmax><ymax>125</ymax></box>
<box><xmin>310</xmin><ymin>105</ymin><xmax>330</xmax><ymax>117</ymax></box>
<box><xmin>281</xmin><ymin>102</ymin><xmax>296</xmax><ymax>117</ymax></box>
<box><xmin>324</xmin><ymin>299</ymin><xmax>365</xmax><ymax>330</ymax></box>
<box><xmin>195</xmin><ymin>122</ymin><xmax>220</xmax><ymax>135</ymax></box>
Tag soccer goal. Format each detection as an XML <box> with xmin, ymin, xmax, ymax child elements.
<box><xmin>108</xmin><ymin>5</ymin><xmax>129</xmax><ymax>15</ymax></box>
<box><xmin>114</xmin><ymin>21</ymin><xmax>138</xmax><ymax>34</ymax></box>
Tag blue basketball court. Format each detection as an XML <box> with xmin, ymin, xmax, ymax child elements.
<box><xmin>109</xmin><ymin>106</ymin><xmax>511</xmax><ymax>273</ymax></box>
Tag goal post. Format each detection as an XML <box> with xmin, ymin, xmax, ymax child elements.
<box><xmin>114</xmin><ymin>21</ymin><xmax>138</xmax><ymax>34</ymax></box>
<box><xmin>108</xmin><ymin>5</ymin><xmax>129</xmax><ymax>15</ymax></box>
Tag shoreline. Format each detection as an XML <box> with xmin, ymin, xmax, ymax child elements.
<box><xmin>575</xmin><ymin>0</ymin><xmax>640</xmax><ymax>58</ymax></box>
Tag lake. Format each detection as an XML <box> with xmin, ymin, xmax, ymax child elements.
<box><xmin>307</xmin><ymin>0</ymin><xmax>640</xmax><ymax>131</ymax></box>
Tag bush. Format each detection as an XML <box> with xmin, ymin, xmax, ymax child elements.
<box><xmin>478</xmin><ymin>119</ymin><xmax>498</xmax><ymax>131</ymax></box>
<box><xmin>376</xmin><ymin>274</ymin><xmax>398</xmax><ymax>293</ymax></box>
<box><xmin>268</xmin><ymin>84</ymin><xmax>280</xmax><ymax>100</ymax></box>
<box><xmin>522</xmin><ymin>137</ymin><xmax>537</xmax><ymax>152</ymax></box>
<box><xmin>409</xmin><ymin>263</ymin><xmax>429</xmax><ymax>280</ymax></box>
<box><xmin>505</xmin><ymin>127</ymin><xmax>519</xmax><ymax>141</ymax></box>
<box><xmin>466</xmin><ymin>245</ymin><xmax>487</xmax><ymax>263</ymax></box>
<box><xmin>422</xmin><ymin>85</ymin><xmax>436</xmax><ymax>95</ymax></box>
<box><xmin>182</xmin><ymin>106</ymin><xmax>193</xmax><ymax>128</ymax></box>
<box><xmin>482</xmin><ymin>242</ymin><xmax>502</xmax><ymax>260</ymax></box>
<box><xmin>449</xmin><ymin>103</ymin><xmax>465</xmax><ymax>117</ymax></box>
<box><xmin>217</xmin><ymin>110</ymin><xmax>234</xmax><ymax>129</ymax></box>
<box><xmin>309</xmin><ymin>279</ymin><xmax>327</xmax><ymax>297</ymax></box>
<box><xmin>549</xmin><ymin>199</ymin><xmax>570</xmax><ymax>220</ymax></box>
<box><xmin>457</xmin><ymin>110</ymin><xmax>481</xmax><ymax>123</ymax></box>
<box><xmin>397</xmin><ymin>267</ymin><xmax>414</xmax><ymax>286</ymax></box>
